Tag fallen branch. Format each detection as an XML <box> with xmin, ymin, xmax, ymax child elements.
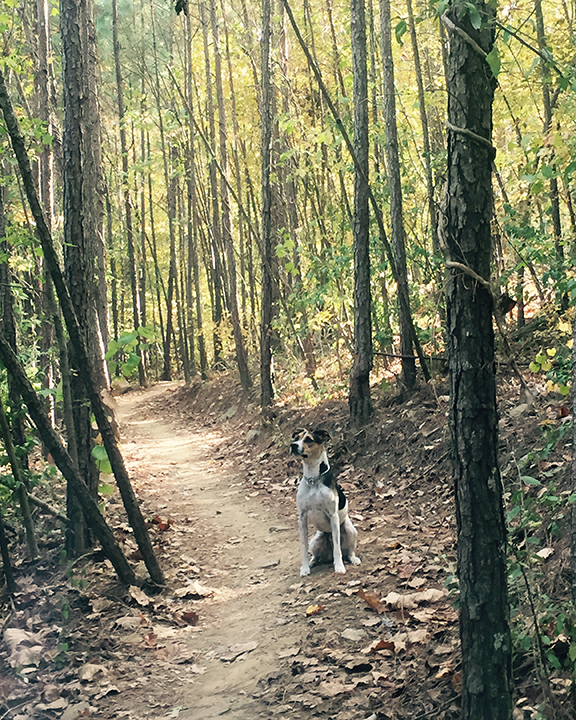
<box><xmin>27</xmin><ymin>493</ymin><xmax>68</xmax><ymax>524</ymax></box>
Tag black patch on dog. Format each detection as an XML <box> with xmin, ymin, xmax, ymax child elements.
<box><xmin>312</xmin><ymin>429</ymin><xmax>331</xmax><ymax>444</ymax></box>
<box><xmin>319</xmin><ymin>461</ymin><xmax>329</xmax><ymax>475</ymax></box>
<box><xmin>337</xmin><ymin>484</ymin><xmax>347</xmax><ymax>510</ymax></box>
<box><xmin>321</xmin><ymin>466</ymin><xmax>334</xmax><ymax>487</ymax></box>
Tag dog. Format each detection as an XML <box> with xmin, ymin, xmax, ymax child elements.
<box><xmin>290</xmin><ymin>428</ymin><xmax>361</xmax><ymax>576</ymax></box>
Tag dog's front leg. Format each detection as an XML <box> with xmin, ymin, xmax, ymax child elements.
<box><xmin>298</xmin><ymin>512</ymin><xmax>311</xmax><ymax>576</ymax></box>
<box><xmin>330</xmin><ymin>513</ymin><xmax>346</xmax><ymax>574</ymax></box>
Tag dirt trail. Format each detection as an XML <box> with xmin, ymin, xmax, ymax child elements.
<box><xmin>114</xmin><ymin>383</ymin><xmax>316</xmax><ymax>719</ymax></box>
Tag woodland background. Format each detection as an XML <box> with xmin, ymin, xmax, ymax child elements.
<box><xmin>3</xmin><ymin>0</ymin><xmax>575</xmax><ymax>404</ymax></box>
<box><xmin>0</xmin><ymin>0</ymin><xmax>575</xmax><ymax>717</ymax></box>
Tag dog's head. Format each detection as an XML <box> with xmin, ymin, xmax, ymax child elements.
<box><xmin>290</xmin><ymin>428</ymin><xmax>331</xmax><ymax>460</ymax></box>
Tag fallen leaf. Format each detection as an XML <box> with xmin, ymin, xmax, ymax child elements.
<box><xmin>278</xmin><ymin>646</ymin><xmax>300</xmax><ymax>658</ymax></box>
<box><xmin>451</xmin><ymin>672</ymin><xmax>463</xmax><ymax>693</ymax></box>
<box><xmin>305</xmin><ymin>604</ymin><xmax>325</xmax><ymax>617</ymax></box>
<box><xmin>179</xmin><ymin>611</ymin><xmax>199</xmax><ymax>626</ymax></box>
<box><xmin>341</xmin><ymin>628</ymin><xmax>366</xmax><ymax>642</ymax></box>
<box><xmin>115</xmin><ymin>615</ymin><xmax>143</xmax><ymax>630</ymax></box>
<box><xmin>154</xmin><ymin>643</ymin><xmax>195</xmax><ymax>664</ymax></box>
<box><xmin>78</xmin><ymin>663</ymin><xmax>108</xmax><ymax>682</ymax></box>
<box><xmin>143</xmin><ymin>633</ymin><xmax>157</xmax><ymax>647</ymax></box>
<box><xmin>316</xmin><ymin>680</ymin><xmax>350</xmax><ymax>698</ymax></box>
<box><xmin>357</xmin><ymin>588</ymin><xmax>386</xmax><ymax>614</ymax></box>
<box><xmin>405</xmin><ymin>628</ymin><xmax>429</xmax><ymax>644</ymax></box>
<box><xmin>128</xmin><ymin>586</ymin><xmax>153</xmax><ymax>607</ymax></box>
<box><xmin>152</xmin><ymin>515</ymin><xmax>173</xmax><ymax>531</ymax></box>
<box><xmin>362</xmin><ymin>638</ymin><xmax>395</xmax><ymax>655</ymax></box>
<box><xmin>174</xmin><ymin>581</ymin><xmax>215</xmax><ymax>599</ymax></box>
<box><xmin>383</xmin><ymin>591</ymin><xmax>417</xmax><ymax>610</ymax></box>
<box><xmin>220</xmin><ymin>641</ymin><xmax>258</xmax><ymax>662</ymax></box>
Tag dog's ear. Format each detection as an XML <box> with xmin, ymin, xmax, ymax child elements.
<box><xmin>312</xmin><ymin>429</ymin><xmax>331</xmax><ymax>444</ymax></box>
<box><xmin>292</xmin><ymin>428</ymin><xmax>305</xmax><ymax>440</ymax></box>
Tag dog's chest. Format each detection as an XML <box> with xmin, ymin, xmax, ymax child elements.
<box><xmin>297</xmin><ymin>480</ymin><xmax>338</xmax><ymax>531</ymax></box>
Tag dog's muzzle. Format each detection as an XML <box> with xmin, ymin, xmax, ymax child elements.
<box><xmin>290</xmin><ymin>442</ymin><xmax>304</xmax><ymax>456</ymax></box>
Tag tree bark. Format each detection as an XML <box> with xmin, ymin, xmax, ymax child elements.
<box><xmin>112</xmin><ymin>0</ymin><xmax>146</xmax><ymax>386</ymax></box>
<box><xmin>349</xmin><ymin>0</ymin><xmax>373</xmax><ymax>425</ymax></box>
<box><xmin>210</xmin><ymin>0</ymin><xmax>251</xmax><ymax>390</ymax></box>
<box><xmin>0</xmin><ymin>331</ymin><xmax>136</xmax><ymax>586</ymax></box>
<box><xmin>61</xmin><ymin>0</ymin><xmax>103</xmax><ymax>553</ymax></box>
<box><xmin>439</xmin><ymin>6</ymin><xmax>512</xmax><ymax>718</ymax></box>
<box><xmin>200</xmin><ymin>1</ymin><xmax>225</xmax><ymax>367</ymax></box>
<box><xmin>0</xmin><ymin>396</ymin><xmax>38</xmax><ymax>558</ymax></box>
<box><xmin>0</xmin><ymin>65</ymin><xmax>165</xmax><ymax>587</ymax></box>
<box><xmin>405</xmin><ymin>0</ymin><xmax>438</xmax><ymax>256</ymax></box>
<box><xmin>260</xmin><ymin>0</ymin><xmax>275</xmax><ymax>409</ymax></box>
<box><xmin>380</xmin><ymin>0</ymin><xmax>416</xmax><ymax>391</ymax></box>
<box><xmin>534</xmin><ymin>0</ymin><xmax>563</xmax><ymax>261</ymax></box>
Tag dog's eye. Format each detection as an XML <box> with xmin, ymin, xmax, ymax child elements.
<box><xmin>303</xmin><ymin>437</ymin><xmax>314</xmax><ymax>445</ymax></box>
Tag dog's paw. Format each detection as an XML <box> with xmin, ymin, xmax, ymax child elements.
<box><xmin>300</xmin><ymin>565</ymin><xmax>311</xmax><ymax>577</ymax></box>
<box><xmin>350</xmin><ymin>555</ymin><xmax>361</xmax><ymax>566</ymax></box>
<box><xmin>334</xmin><ymin>563</ymin><xmax>346</xmax><ymax>574</ymax></box>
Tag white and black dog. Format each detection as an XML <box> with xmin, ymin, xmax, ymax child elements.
<box><xmin>290</xmin><ymin>429</ymin><xmax>361</xmax><ymax>576</ymax></box>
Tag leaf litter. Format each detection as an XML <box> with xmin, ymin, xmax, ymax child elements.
<box><xmin>1</xmin><ymin>370</ymin><xmax>574</xmax><ymax>719</ymax></box>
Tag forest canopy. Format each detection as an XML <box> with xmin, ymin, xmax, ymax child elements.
<box><xmin>0</xmin><ymin>0</ymin><xmax>572</xmax><ymax>405</ymax></box>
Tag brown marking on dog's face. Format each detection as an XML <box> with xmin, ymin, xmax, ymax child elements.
<box><xmin>290</xmin><ymin>428</ymin><xmax>330</xmax><ymax>460</ymax></box>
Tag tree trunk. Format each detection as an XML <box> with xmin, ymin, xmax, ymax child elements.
<box><xmin>0</xmin><ymin>396</ymin><xmax>38</xmax><ymax>558</ymax></box>
<box><xmin>260</xmin><ymin>0</ymin><xmax>275</xmax><ymax>409</ymax></box>
<box><xmin>210</xmin><ymin>0</ymin><xmax>251</xmax><ymax>390</ymax></box>
<box><xmin>349</xmin><ymin>0</ymin><xmax>372</xmax><ymax>425</ymax></box>
<box><xmin>405</xmin><ymin>0</ymin><xmax>438</xmax><ymax>256</ymax></box>
<box><xmin>112</xmin><ymin>0</ymin><xmax>146</xmax><ymax>387</ymax></box>
<box><xmin>0</xmin><ymin>503</ymin><xmax>14</xmax><ymax>593</ymax></box>
<box><xmin>35</xmin><ymin>0</ymin><xmax>56</xmax><ymax>421</ymax></box>
<box><xmin>0</xmin><ymin>331</ymin><xmax>136</xmax><ymax>586</ymax></box>
<box><xmin>440</xmin><ymin>7</ymin><xmax>512</xmax><ymax>718</ymax></box>
<box><xmin>60</xmin><ymin>0</ymin><xmax>103</xmax><ymax>553</ymax></box>
<box><xmin>0</xmin><ymin>65</ymin><xmax>165</xmax><ymax>587</ymax></box>
<box><xmin>534</xmin><ymin>0</ymin><xmax>563</xmax><ymax>261</ymax></box>
<box><xmin>380</xmin><ymin>0</ymin><xmax>416</xmax><ymax>391</ymax></box>
<box><xmin>201</xmin><ymin>1</ymin><xmax>225</xmax><ymax>367</ymax></box>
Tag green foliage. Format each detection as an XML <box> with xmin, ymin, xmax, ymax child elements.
<box><xmin>106</xmin><ymin>325</ymin><xmax>160</xmax><ymax>379</ymax></box>
<box><xmin>506</xmin><ymin>425</ymin><xmax>576</xmax><ymax>694</ymax></box>
<box><xmin>91</xmin><ymin>444</ymin><xmax>112</xmax><ymax>475</ymax></box>
<box><xmin>528</xmin><ymin>317</ymin><xmax>572</xmax><ymax>395</ymax></box>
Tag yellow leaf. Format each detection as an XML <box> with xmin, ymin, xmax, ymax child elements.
<box><xmin>567</xmin><ymin>339</ymin><xmax>574</xmax><ymax>349</ymax></box>
<box><xmin>546</xmin><ymin>348</ymin><xmax>557</xmax><ymax>357</ymax></box>
<box><xmin>559</xmin><ymin>321</ymin><xmax>571</xmax><ymax>333</ymax></box>
<box><xmin>305</xmin><ymin>604</ymin><xmax>325</xmax><ymax>617</ymax></box>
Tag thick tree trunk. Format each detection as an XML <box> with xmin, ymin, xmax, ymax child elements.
<box><xmin>440</xmin><ymin>6</ymin><xmax>512</xmax><ymax>719</ymax></box>
<box><xmin>349</xmin><ymin>0</ymin><xmax>372</xmax><ymax>425</ymax></box>
<box><xmin>61</xmin><ymin>0</ymin><xmax>102</xmax><ymax>553</ymax></box>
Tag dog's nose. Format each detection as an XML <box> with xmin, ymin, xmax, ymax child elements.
<box><xmin>290</xmin><ymin>442</ymin><xmax>300</xmax><ymax>455</ymax></box>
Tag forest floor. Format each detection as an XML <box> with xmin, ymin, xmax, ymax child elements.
<box><xmin>1</xmin><ymin>342</ymin><xmax>575</xmax><ymax>719</ymax></box>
